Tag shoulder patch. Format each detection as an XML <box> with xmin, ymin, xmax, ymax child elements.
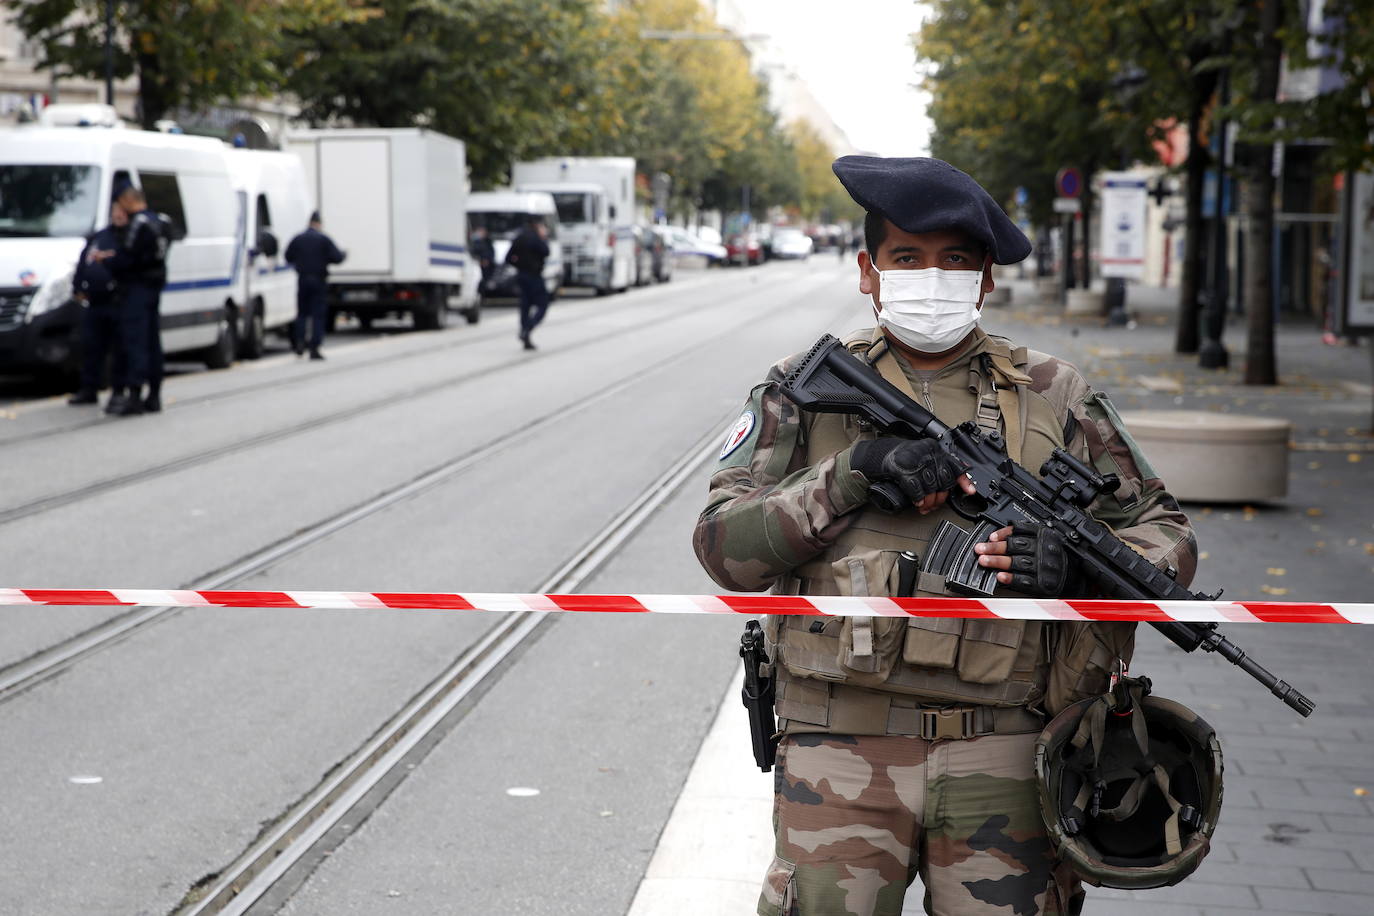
<box><xmin>719</xmin><ymin>409</ymin><xmax>757</xmax><ymax>460</ymax></box>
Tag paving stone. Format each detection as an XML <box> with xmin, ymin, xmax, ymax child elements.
<box><xmin>1081</xmin><ymin>900</ymin><xmax>1204</xmax><ymax>916</ymax></box>
<box><xmin>1298</xmin><ymin>780</ymin><xmax>1374</xmax><ymax>801</ymax></box>
<box><xmin>1259</xmin><ymin>722</ymin><xmax>1358</xmax><ymax>740</ymax></box>
<box><xmin>1303</xmin><ymin>867</ymin><xmax>1374</xmax><ymax>894</ymax></box>
<box><xmin>1223</xmin><ymin>842</ymin><xmax>1356</xmax><ymax>869</ymax></box>
<box><xmin>1122</xmin><ymin>881</ymin><xmax>1257</xmax><ymax>908</ymax></box>
<box><xmin>1259</xmin><ymin>793</ymin><xmax>1371</xmax><ymax>815</ymax></box>
<box><xmin>1255</xmin><ymin>887</ymin><xmax>1374</xmax><ymax>915</ymax></box>
<box><xmin>1211</xmin><ymin>808</ymin><xmax>1327</xmax><ymax>833</ymax></box>
<box><xmin>1320</xmin><ymin>812</ymin><xmax>1374</xmax><ymax>835</ymax></box>
<box><xmin>1187</xmin><ymin>862</ymin><xmax>1310</xmax><ymax>889</ymax></box>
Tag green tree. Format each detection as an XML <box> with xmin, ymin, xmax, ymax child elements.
<box><xmin>5</xmin><ymin>0</ymin><xmax>369</xmax><ymax>128</ymax></box>
<box><xmin>282</xmin><ymin>0</ymin><xmax>629</xmax><ymax>187</ymax></box>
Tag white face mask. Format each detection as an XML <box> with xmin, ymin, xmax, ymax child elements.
<box><xmin>871</xmin><ymin>264</ymin><xmax>985</xmax><ymax>353</ymax></box>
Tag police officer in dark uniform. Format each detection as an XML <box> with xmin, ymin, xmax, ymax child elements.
<box><xmin>99</xmin><ymin>183</ymin><xmax>171</xmax><ymax>416</ymax></box>
<box><xmin>68</xmin><ymin>202</ymin><xmax>129</xmax><ymax>407</ymax></box>
<box><xmin>470</xmin><ymin>224</ymin><xmax>496</xmax><ymax>293</ymax></box>
<box><xmin>506</xmin><ymin>216</ymin><xmax>550</xmax><ymax>351</ymax></box>
<box><xmin>284</xmin><ymin>212</ymin><xmax>346</xmax><ymax>360</ymax></box>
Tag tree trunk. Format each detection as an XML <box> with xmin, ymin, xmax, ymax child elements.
<box><xmin>1243</xmin><ymin>0</ymin><xmax>1282</xmax><ymax>386</ymax></box>
<box><xmin>1176</xmin><ymin>106</ymin><xmax>1211</xmax><ymax>353</ymax></box>
<box><xmin>135</xmin><ymin>40</ymin><xmax>168</xmax><ymax>129</ymax></box>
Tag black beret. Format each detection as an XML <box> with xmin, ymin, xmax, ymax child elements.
<box><xmin>832</xmin><ymin>155</ymin><xmax>1031</xmax><ymax>264</ymax></box>
<box><xmin>111</xmin><ymin>178</ymin><xmax>134</xmax><ymax>201</ymax></box>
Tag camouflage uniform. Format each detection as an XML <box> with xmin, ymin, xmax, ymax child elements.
<box><xmin>694</xmin><ymin>327</ymin><xmax>1197</xmax><ymax>916</ymax></box>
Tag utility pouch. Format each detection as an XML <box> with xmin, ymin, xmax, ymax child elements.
<box><xmin>831</xmin><ymin>549</ymin><xmax>905</xmax><ymax>687</ymax></box>
<box><xmin>1045</xmin><ymin>620</ymin><xmax>1137</xmax><ymax>716</ymax></box>
<box><xmin>957</xmin><ymin>618</ymin><xmax>1028</xmax><ymax>685</ymax></box>
<box><xmin>903</xmin><ymin>618</ymin><xmax>963</xmax><ymax>669</ymax></box>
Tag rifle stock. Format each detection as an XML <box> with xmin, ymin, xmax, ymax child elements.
<box><xmin>781</xmin><ymin>335</ymin><xmax>1314</xmax><ymax>717</ymax></box>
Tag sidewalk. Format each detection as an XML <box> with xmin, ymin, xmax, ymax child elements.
<box><xmin>631</xmin><ymin>282</ymin><xmax>1374</xmax><ymax>916</ymax></box>
<box><xmin>997</xmin><ymin>279</ymin><xmax>1374</xmax><ymax>915</ymax></box>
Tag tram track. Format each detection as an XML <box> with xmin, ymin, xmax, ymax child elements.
<box><xmin>0</xmin><ymin>274</ymin><xmax>848</xmax><ymax>702</ymax></box>
<box><xmin>0</xmin><ymin>268</ymin><xmax>731</xmax><ymax>449</ymax></box>
<box><xmin>0</xmin><ymin>266</ymin><xmax>822</xmax><ymax>528</ymax></box>
<box><xmin>173</xmin><ymin>419</ymin><xmax>722</xmax><ymax>916</ymax></box>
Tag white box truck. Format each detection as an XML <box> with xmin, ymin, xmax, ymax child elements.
<box><xmin>511</xmin><ymin>157</ymin><xmax>636</xmax><ymax>295</ymax></box>
<box><xmin>286</xmin><ymin>128</ymin><xmax>480</xmax><ymax>329</ymax></box>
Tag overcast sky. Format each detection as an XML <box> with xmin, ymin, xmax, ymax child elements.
<box><xmin>735</xmin><ymin>1</ymin><xmax>933</xmax><ymax>156</ymax></box>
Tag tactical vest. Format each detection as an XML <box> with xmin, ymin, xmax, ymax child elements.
<box><xmin>770</xmin><ymin>329</ymin><xmax>1072</xmax><ymax>736</ymax></box>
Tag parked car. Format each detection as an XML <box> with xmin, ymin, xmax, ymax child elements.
<box><xmin>664</xmin><ymin>227</ymin><xmax>726</xmax><ymax>267</ymax></box>
<box><xmin>648</xmin><ymin>226</ymin><xmax>674</xmax><ymax>283</ymax></box>
<box><xmin>630</xmin><ymin>225</ymin><xmax>655</xmax><ymax>287</ymax></box>
<box><xmin>725</xmin><ymin>233</ymin><xmax>763</xmax><ymax>266</ymax></box>
<box><xmin>770</xmin><ymin>227</ymin><xmax>814</xmax><ymax>260</ymax></box>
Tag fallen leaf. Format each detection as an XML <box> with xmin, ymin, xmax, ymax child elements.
<box><xmin>1306</xmin><ymin>508</ymin><xmax>1325</xmax><ymax>517</ymax></box>
<box><xmin>1198</xmin><ymin>551</ymin><xmax>1211</xmax><ymax>560</ymax></box>
<box><xmin>1266</xmin><ymin>568</ymin><xmax>1287</xmax><ymax>576</ymax></box>
<box><xmin>1364</xmin><ymin>543</ymin><xmax>1374</xmax><ymax>555</ymax></box>
<box><xmin>1356</xmin><ymin>787</ymin><xmax>1369</xmax><ymax>797</ymax></box>
<box><xmin>1349</xmin><ymin>454</ymin><xmax>1362</xmax><ymax>463</ymax></box>
<box><xmin>1260</xmin><ymin>584</ymin><xmax>1290</xmax><ymax>596</ymax></box>
<box><xmin>1308</xmin><ymin>461</ymin><xmax>1322</xmax><ymax>470</ymax></box>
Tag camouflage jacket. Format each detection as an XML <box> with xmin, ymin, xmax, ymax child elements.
<box><xmin>693</xmin><ymin>328</ymin><xmax>1198</xmax><ymax>594</ymax></box>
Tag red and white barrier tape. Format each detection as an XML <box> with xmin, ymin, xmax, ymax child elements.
<box><xmin>0</xmin><ymin>589</ymin><xmax>1371</xmax><ymax>624</ymax></box>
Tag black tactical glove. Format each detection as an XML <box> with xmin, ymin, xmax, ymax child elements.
<box><xmin>850</xmin><ymin>437</ymin><xmax>961</xmax><ymax>509</ymax></box>
<box><xmin>999</xmin><ymin>522</ymin><xmax>1081</xmax><ymax>597</ymax></box>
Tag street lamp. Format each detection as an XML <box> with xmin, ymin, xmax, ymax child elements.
<box><xmin>104</xmin><ymin>0</ymin><xmax>114</xmax><ymax>105</ymax></box>
<box><xmin>1198</xmin><ymin>18</ymin><xmax>1240</xmax><ymax>370</ymax></box>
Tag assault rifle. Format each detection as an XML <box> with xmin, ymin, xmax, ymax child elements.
<box><xmin>779</xmin><ymin>334</ymin><xmax>1315</xmax><ymax>718</ymax></box>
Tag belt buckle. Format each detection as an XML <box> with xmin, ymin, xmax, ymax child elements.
<box><xmin>922</xmin><ymin>707</ymin><xmax>975</xmax><ymax>741</ymax></box>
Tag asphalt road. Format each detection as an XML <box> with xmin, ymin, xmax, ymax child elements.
<box><xmin>0</xmin><ymin>258</ymin><xmax>866</xmax><ymax>915</ymax></box>
<box><xmin>2</xmin><ymin>261</ymin><xmax>1372</xmax><ymax>916</ymax></box>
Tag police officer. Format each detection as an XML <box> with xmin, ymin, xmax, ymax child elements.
<box><xmin>470</xmin><ymin>224</ymin><xmax>496</xmax><ymax>293</ymax></box>
<box><xmin>285</xmin><ymin>212</ymin><xmax>346</xmax><ymax>360</ymax></box>
<box><xmin>99</xmin><ymin>183</ymin><xmax>170</xmax><ymax>416</ymax></box>
<box><xmin>506</xmin><ymin>216</ymin><xmax>550</xmax><ymax>351</ymax></box>
<box><xmin>68</xmin><ymin>202</ymin><xmax>129</xmax><ymax>407</ymax></box>
<box><xmin>693</xmin><ymin>156</ymin><xmax>1198</xmax><ymax>916</ymax></box>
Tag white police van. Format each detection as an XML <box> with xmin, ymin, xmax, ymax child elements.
<box><xmin>0</xmin><ymin>124</ymin><xmax>239</xmax><ymax>375</ymax></box>
<box><xmin>224</xmin><ymin>148</ymin><xmax>313</xmax><ymax>358</ymax></box>
<box><xmin>467</xmin><ymin>189</ymin><xmax>563</xmax><ymax>303</ymax></box>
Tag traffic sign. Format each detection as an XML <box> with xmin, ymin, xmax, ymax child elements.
<box><xmin>1052</xmin><ymin>198</ymin><xmax>1081</xmax><ymax>214</ymax></box>
<box><xmin>1055</xmin><ymin>167</ymin><xmax>1083</xmax><ymax>198</ymax></box>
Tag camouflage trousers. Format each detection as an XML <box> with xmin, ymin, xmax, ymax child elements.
<box><xmin>758</xmin><ymin>732</ymin><xmax>1083</xmax><ymax>916</ymax></box>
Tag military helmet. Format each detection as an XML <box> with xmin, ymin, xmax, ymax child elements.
<box><xmin>1034</xmin><ymin>674</ymin><xmax>1223</xmax><ymax>889</ymax></box>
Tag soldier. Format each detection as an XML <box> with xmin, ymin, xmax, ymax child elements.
<box><xmin>285</xmin><ymin>212</ymin><xmax>346</xmax><ymax>360</ymax></box>
<box><xmin>693</xmin><ymin>156</ymin><xmax>1198</xmax><ymax>916</ymax></box>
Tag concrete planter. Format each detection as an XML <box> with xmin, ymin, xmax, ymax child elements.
<box><xmin>1120</xmin><ymin>410</ymin><xmax>1291</xmax><ymax>502</ymax></box>
<box><xmin>1066</xmin><ymin>289</ymin><xmax>1104</xmax><ymax>316</ymax></box>
<box><xmin>1035</xmin><ymin>278</ymin><xmax>1060</xmax><ymax>303</ymax></box>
